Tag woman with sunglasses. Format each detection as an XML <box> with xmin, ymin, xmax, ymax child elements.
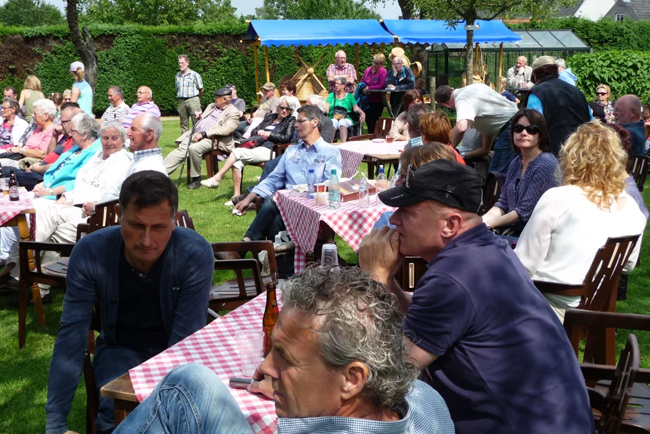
<box><xmin>482</xmin><ymin>108</ymin><xmax>558</xmax><ymax>236</ymax></box>
<box><xmin>588</xmin><ymin>84</ymin><xmax>615</xmax><ymax>123</ymax></box>
<box><xmin>515</xmin><ymin>121</ymin><xmax>646</xmax><ymax>322</ymax></box>
<box><xmin>201</xmin><ymin>95</ymin><xmax>299</xmax><ymax>203</ymax></box>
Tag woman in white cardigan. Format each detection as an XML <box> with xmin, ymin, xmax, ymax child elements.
<box><xmin>515</xmin><ymin>121</ymin><xmax>647</xmax><ymax>322</ymax></box>
<box><xmin>35</xmin><ymin>120</ymin><xmax>132</xmax><ymax>245</ymax></box>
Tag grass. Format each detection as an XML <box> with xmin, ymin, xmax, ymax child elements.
<box><xmin>0</xmin><ymin>119</ymin><xmax>649</xmax><ymax>432</ymax></box>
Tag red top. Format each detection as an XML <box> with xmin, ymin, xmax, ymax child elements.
<box><xmin>42</xmin><ymin>136</ymin><xmax>74</xmax><ymax>164</ymax></box>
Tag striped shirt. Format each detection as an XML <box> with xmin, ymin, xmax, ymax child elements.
<box><xmin>101</xmin><ymin>102</ymin><xmax>130</xmax><ymax>123</ymax></box>
<box><xmin>175</xmin><ymin>69</ymin><xmax>203</xmax><ymax>99</ymax></box>
<box><xmin>122</xmin><ymin>102</ymin><xmax>161</xmax><ymax>131</ymax></box>
<box><xmin>327</xmin><ymin>62</ymin><xmax>357</xmax><ymax>93</ymax></box>
<box><xmin>195</xmin><ymin>107</ymin><xmax>224</xmax><ymax>134</ymax></box>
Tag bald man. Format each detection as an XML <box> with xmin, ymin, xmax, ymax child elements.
<box><xmin>615</xmin><ymin>94</ymin><xmax>646</xmax><ymax>155</ymax></box>
<box><xmin>507</xmin><ymin>56</ymin><xmax>533</xmax><ymax>89</ymax></box>
<box><xmin>122</xmin><ymin>86</ymin><xmax>161</xmax><ymax>133</ymax></box>
<box><xmin>326</xmin><ymin>50</ymin><xmax>357</xmax><ymax>93</ymax></box>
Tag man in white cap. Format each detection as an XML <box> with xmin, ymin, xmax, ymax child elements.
<box><xmin>527</xmin><ymin>56</ymin><xmax>591</xmax><ymax>156</ymax></box>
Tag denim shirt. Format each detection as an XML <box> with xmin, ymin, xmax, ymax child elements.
<box><xmin>252</xmin><ymin>137</ymin><xmax>342</xmax><ymax>199</ymax></box>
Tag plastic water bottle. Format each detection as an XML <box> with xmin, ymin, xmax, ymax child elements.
<box><xmin>375</xmin><ymin>165</ymin><xmax>388</xmax><ymax>205</ymax></box>
<box><xmin>358</xmin><ymin>174</ymin><xmax>369</xmax><ymax>209</ymax></box>
<box><xmin>307</xmin><ymin>168</ymin><xmax>316</xmax><ymax>199</ymax></box>
<box><xmin>328</xmin><ymin>169</ymin><xmax>341</xmax><ymax>209</ymax></box>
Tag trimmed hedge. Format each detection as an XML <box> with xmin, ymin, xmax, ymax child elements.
<box><xmin>0</xmin><ymin>22</ymin><xmax>407</xmax><ymax>116</ymax></box>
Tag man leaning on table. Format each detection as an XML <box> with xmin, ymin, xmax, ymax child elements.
<box><xmin>45</xmin><ymin>171</ymin><xmax>214</xmax><ymax>434</ymax></box>
<box><xmin>358</xmin><ymin>160</ymin><xmax>594</xmax><ymax>434</ymax></box>
<box><xmin>234</xmin><ymin>104</ymin><xmax>341</xmax><ymax>243</ymax></box>
<box><xmin>112</xmin><ymin>266</ymin><xmax>455</xmax><ymax>433</ymax></box>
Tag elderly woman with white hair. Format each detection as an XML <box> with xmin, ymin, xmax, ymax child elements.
<box><xmin>201</xmin><ymin>95</ymin><xmax>299</xmax><ymax>201</ymax></box>
<box><xmin>0</xmin><ymin>98</ymin><xmax>57</xmax><ymax>168</ymax></box>
<box><xmin>35</xmin><ymin>120</ymin><xmax>132</xmax><ymax>246</ymax></box>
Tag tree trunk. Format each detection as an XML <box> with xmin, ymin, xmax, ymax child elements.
<box><xmin>66</xmin><ymin>0</ymin><xmax>98</xmax><ymax>92</ymax></box>
<box><xmin>411</xmin><ymin>44</ymin><xmax>427</xmax><ymax>87</ymax></box>
<box><xmin>466</xmin><ymin>27</ymin><xmax>474</xmax><ymax>86</ymax></box>
<box><xmin>397</xmin><ymin>0</ymin><xmax>412</xmax><ymax>19</ymax></box>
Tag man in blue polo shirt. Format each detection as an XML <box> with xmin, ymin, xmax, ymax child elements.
<box><xmin>359</xmin><ymin>160</ymin><xmax>594</xmax><ymax>433</ymax></box>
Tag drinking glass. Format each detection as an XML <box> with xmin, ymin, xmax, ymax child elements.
<box><xmin>236</xmin><ymin>330</ymin><xmax>264</xmax><ymax>377</ymax></box>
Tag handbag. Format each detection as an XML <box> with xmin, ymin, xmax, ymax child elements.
<box><xmin>239</xmin><ymin>135</ymin><xmax>264</xmax><ymax>149</ymax></box>
<box><xmin>333</xmin><ymin>106</ymin><xmax>348</xmax><ymax>120</ymax></box>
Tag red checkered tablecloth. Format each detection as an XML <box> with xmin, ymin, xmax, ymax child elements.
<box><xmin>0</xmin><ymin>190</ymin><xmax>34</xmax><ymax>226</ymax></box>
<box><xmin>129</xmin><ymin>293</ymin><xmax>278</xmax><ymax>433</ymax></box>
<box><xmin>275</xmin><ymin>190</ymin><xmax>395</xmax><ymax>273</ymax></box>
<box><xmin>338</xmin><ymin>140</ymin><xmax>406</xmax><ymax>178</ymax></box>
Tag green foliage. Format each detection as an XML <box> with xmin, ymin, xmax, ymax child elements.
<box><xmin>256</xmin><ymin>0</ymin><xmax>381</xmax><ymax>19</ymax></box>
<box><xmin>509</xmin><ymin>17</ymin><xmax>650</xmax><ymax>52</ymax></box>
<box><xmin>79</xmin><ymin>0</ymin><xmax>237</xmax><ymax>26</ymax></box>
<box><xmin>567</xmin><ymin>50</ymin><xmax>650</xmax><ymax>104</ymax></box>
<box><xmin>0</xmin><ymin>0</ymin><xmax>65</xmax><ymax>27</ymax></box>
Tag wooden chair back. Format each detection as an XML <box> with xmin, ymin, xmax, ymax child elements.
<box><xmin>482</xmin><ymin>171</ymin><xmax>506</xmax><ymax>213</ymax></box>
<box><xmin>373</xmin><ymin>117</ymin><xmax>394</xmax><ymax>138</ymax></box>
<box><xmin>209</xmin><ymin>241</ymin><xmax>278</xmax><ymax>311</ymax></box>
<box><xmin>87</xmin><ymin>199</ymin><xmax>120</xmax><ymax>234</ymax></box>
<box><xmin>175</xmin><ymin>210</ymin><xmax>195</xmax><ymax>230</ymax></box>
<box><xmin>583</xmin><ymin>334</ymin><xmax>639</xmax><ymax>434</ymax></box>
<box><xmin>397</xmin><ymin>256</ymin><xmax>429</xmax><ymax>292</ymax></box>
<box><xmin>629</xmin><ymin>154</ymin><xmax>650</xmax><ymax>192</ymax></box>
<box><xmin>17</xmin><ymin>241</ymin><xmax>75</xmax><ymax>348</ymax></box>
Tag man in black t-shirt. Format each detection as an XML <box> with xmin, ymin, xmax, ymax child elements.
<box><xmin>359</xmin><ymin>160</ymin><xmax>594</xmax><ymax>434</ymax></box>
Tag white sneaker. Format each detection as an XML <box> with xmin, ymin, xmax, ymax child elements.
<box><xmin>224</xmin><ymin>200</ymin><xmax>234</xmax><ymax>206</ymax></box>
<box><xmin>200</xmin><ymin>178</ymin><xmax>220</xmax><ymax>188</ymax></box>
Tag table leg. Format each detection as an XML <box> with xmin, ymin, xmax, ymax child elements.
<box><xmin>380</xmin><ymin>93</ymin><xmax>394</xmax><ymax>118</ymax></box>
<box><xmin>113</xmin><ymin>398</ymin><xmax>138</xmax><ymax>426</ymax></box>
<box><xmin>367</xmin><ymin>160</ymin><xmax>376</xmax><ymax>180</ymax></box>
<box><xmin>16</xmin><ymin>214</ymin><xmax>46</xmax><ymax>327</ymax></box>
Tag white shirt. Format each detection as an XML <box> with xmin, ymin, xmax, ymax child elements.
<box><xmin>454</xmin><ymin>84</ymin><xmax>518</xmax><ymax>136</ymax></box>
<box><xmin>64</xmin><ymin>148</ymin><xmax>132</xmax><ymax>205</ymax></box>
<box><xmin>515</xmin><ymin>185</ymin><xmax>647</xmax><ymax>308</ymax></box>
<box><xmin>0</xmin><ymin>116</ymin><xmax>29</xmax><ymax>146</ymax></box>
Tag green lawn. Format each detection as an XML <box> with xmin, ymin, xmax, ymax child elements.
<box><xmin>0</xmin><ymin>120</ymin><xmax>649</xmax><ymax>432</ymax></box>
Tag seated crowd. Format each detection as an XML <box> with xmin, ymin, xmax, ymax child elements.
<box><xmin>0</xmin><ymin>52</ymin><xmax>647</xmax><ymax>434</ymax></box>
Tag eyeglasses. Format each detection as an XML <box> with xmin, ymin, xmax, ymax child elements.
<box><xmin>61</xmin><ymin>119</ymin><xmax>71</xmax><ymax>124</ymax></box>
<box><xmin>512</xmin><ymin>124</ymin><xmax>540</xmax><ymax>135</ymax></box>
<box><xmin>1</xmin><ymin>106</ymin><xmax>12</xmax><ymax>110</ymax></box>
<box><xmin>71</xmin><ymin>129</ymin><xmax>79</xmax><ymax>135</ymax></box>
<box><xmin>33</xmin><ymin>111</ymin><xmax>43</xmax><ymax>117</ymax></box>
<box><xmin>334</xmin><ymin>82</ymin><xmax>342</xmax><ymax>86</ymax></box>
<box><xmin>335</xmin><ymin>57</ymin><xmax>346</xmax><ymax>60</ymax></box>
<box><xmin>279</xmin><ymin>106</ymin><xmax>291</xmax><ymax>111</ymax></box>
<box><xmin>296</xmin><ymin>118</ymin><xmax>313</xmax><ymax>123</ymax></box>
<box><xmin>596</xmin><ymin>92</ymin><xmax>608</xmax><ymax>96</ymax></box>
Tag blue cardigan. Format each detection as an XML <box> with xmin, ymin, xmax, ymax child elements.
<box><xmin>45</xmin><ymin>226</ymin><xmax>214</xmax><ymax>433</ymax></box>
<box><xmin>42</xmin><ymin>138</ymin><xmax>102</xmax><ymax>199</ymax></box>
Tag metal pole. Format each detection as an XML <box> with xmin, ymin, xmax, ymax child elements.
<box><xmin>254</xmin><ymin>43</ymin><xmax>260</xmax><ymax>105</ymax></box>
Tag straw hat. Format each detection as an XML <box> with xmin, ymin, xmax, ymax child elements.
<box><xmin>389</xmin><ymin>47</ymin><xmax>410</xmax><ymax>68</ymax></box>
<box><xmin>411</xmin><ymin>61</ymin><xmax>422</xmax><ymax>77</ymax></box>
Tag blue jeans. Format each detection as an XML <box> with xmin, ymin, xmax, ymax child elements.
<box><xmin>93</xmin><ymin>338</ymin><xmax>164</xmax><ymax>434</ymax></box>
<box><xmin>113</xmin><ymin>364</ymin><xmax>253</xmax><ymax>434</ymax></box>
<box><xmin>488</xmin><ymin>124</ymin><xmax>516</xmax><ymax>174</ymax></box>
<box><xmin>1</xmin><ymin>166</ymin><xmax>42</xmax><ymax>191</ymax></box>
<box><xmin>244</xmin><ymin>197</ymin><xmax>285</xmax><ymax>241</ymax></box>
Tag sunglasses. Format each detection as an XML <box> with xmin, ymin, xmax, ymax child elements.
<box><xmin>596</xmin><ymin>92</ymin><xmax>608</xmax><ymax>96</ymax></box>
<box><xmin>279</xmin><ymin>106</ymin><xmax>291</xmax><ymax>111</ymax></box>
<box><xmin>513</xmin><ymin>124</ymin><xmax>540</xmax><ymax>135</ymax></box>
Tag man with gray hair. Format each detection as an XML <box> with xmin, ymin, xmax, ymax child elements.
<box><xmin>507</xmin><ymin>56</ymin><xmax>533</xmax><ymax>89</ymax></box>
<box><xmin>556</xmin><ymin>59</ymin><xmax>577</xmax><ymax>86</ymax></box>
<box><xmin>110</xmin><ymin>265</ymin><xmax>454</xmax><ymax>433</ymax></box>
<box><xmin>327</xmin><ymin>50</ymin><xmax>357</xmax><ymax>93</ymax></box>
<box><xmin>127</xmin><ymin>112</ymin><xmax>166</xmax><ymax>175</ymax></box>
<box><xmin>306</xmin><ymin>93</ymin><xmax>335</xmax><ymax>143</ymax></box>
<box><xmin>122</xmin><ymin>86</ymin><xmax>161</xmax><ymax>133</ymax></box>
<box><xmin>101</xmin><ymin>86</ymin><xmax>130</xmax><ymax>123</ymax></box>
<box><xmin>164</xmin><ymin>86</ymin><xmax>240</xmax><ymax>189</ymax></box>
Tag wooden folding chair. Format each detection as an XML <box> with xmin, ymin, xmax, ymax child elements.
<box><xmin>76</xmin><ymin>199</ymin><xmax>120</xmax><ymax>241</ymax></box>
<box><xmin>397</xmin><ymin>256</ymin><xmax>429</xmax><ymax>292</ymax></box>
<box><xmin>630</xmin><ymin>155</ymin><xmax>650</xmax><ymax>192</ymax></box>
<box><xmin>84</xmin><ymin>299</ymin><xmax>102</xmax><ymax>434</ymax></box>
<box><xmin>175</xmin><ymin>210</ymin><xmax>195</xmax><ymax>230</ymax></box>
<box><xmin>209</xmin><ymin>241</ymin><xmax>279</xmax><ymax>311</ymax></box>
<box><xmin>482</xmin><ymin>171</ymin><xmax>506</xmax><ymax>213</ymax></box>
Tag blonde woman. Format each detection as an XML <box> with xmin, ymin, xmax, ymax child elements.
<box><xmin>515</xmin><ymin>121</ymin><xmax>647</xmax><ymax>322</ymax></box>
<box><xmin>18</xmin><ymin>75</ymin><xmax>45</xmax><ymax>122</ymax></box>
<box><xmin>69</xmin><ymin>61</ymin><xmax>93</xmax><ymax>115</ymax></box>
<box><xmin>62</xmin><ymin>89</ymin><xmax>72</xmax><ymax>103</ymax></box>
<box><xmin>588</xmin><ymin>84</ymin><xmax>614</xmax><ymax>123</ymax></box>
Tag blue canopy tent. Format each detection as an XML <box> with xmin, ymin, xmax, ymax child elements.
<box><xmin>243</xmin><ymin>20</ymin><xmax>397</xmax><ymax>99</ymax></box>
<box><xmin>380</xmin><ymin>19</ymin><xmax>522</xmax><ymax>82</ymax></box>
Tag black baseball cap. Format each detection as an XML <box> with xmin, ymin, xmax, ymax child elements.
<box><xmin>378</xmin><ymin>160</ymin><xmax>484</xmax><ymax>212</ymax></box>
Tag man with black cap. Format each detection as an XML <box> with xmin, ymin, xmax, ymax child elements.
<box><xmin>527</xmin><ymin>55</ymin><xmax>591</xmax><ymax>156</ymax></box>
<box><xmin>359</xmin><ymin>160</ymin><xmax>594</xmax><ymax>434</ymax></box>
<box><xmin>164</xmin><ymin>86</ymin><xmax>240</xmax><ymax>189</ymax></box>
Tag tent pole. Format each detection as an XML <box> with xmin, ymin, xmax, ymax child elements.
<box><xmin>254</xmin><ymin>44</ymin><xmax>260</xmax><ymax>105</ymax></box>
<box><xmin>264</xmin><ymin>46</ymin><xmax>270</xmax><ymax>84</ymax></box>
<box><xmin>355</xmin><ymin>43</ymin><xmax>360</xmax><ymax>79</ymax></box>
<box><xmin>497</xmin><ymin>43</ymin><xmax>504</xmax><ymax>79</ymax></box>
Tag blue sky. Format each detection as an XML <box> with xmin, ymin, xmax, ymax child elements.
<box><xmin>1</xmin><ymin>0</ymin><xmax>404</xmax><ymax>19</ymax></box>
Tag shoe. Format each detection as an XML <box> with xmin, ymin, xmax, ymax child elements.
<box><xmin>274</xmin><ymin>240</ymin><xmax>295</xmax><ymax>253</ymax></box>
<box><xmin>188</xmin><ymin>180</ymin><xmax>202</xmax><ymax>190</ymax></box>
<box><xmin>201</xmin><ymin>178</ymin><xmax>220</xmax><ymax>188</ymax></box>
<box><xmin>29</xmin><ymin>293</ymin><xmax>52</xmax><ymax>306</ymax></box>
<box><xmin>231</xmin><ymin>194</ymin><xmax>248</xmax><ymax>205</ymax></box>
<box><xmin>224</xmin><ymin>200</ymin><xmax>234</xmax><ymax>206</ymax></box>
<box><xmin>0</xmin><ymin>274</ymin><xmax>18</xmax><ymax>291</ymax></box>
